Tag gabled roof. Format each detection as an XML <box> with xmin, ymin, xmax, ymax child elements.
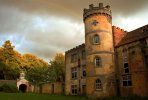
<box><xmin>117</xmin><ymin>24</ymin><xmax>148</xmax><ymax>47</ymax></box>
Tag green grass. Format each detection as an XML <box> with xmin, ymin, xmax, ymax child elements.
<box><xmin>0</xmin><ymin>93</ymin><xmax>87</xmax><ymax>100</ymax></box>
<box><xmin>99</xmin><ymin>96</ymin><xmax>148</xmax><ymax>100</ymax></box>
<box><xmin>0</xmin><ymin>93</ymin><xmax>148</xmax><ymax>100</ymax></box>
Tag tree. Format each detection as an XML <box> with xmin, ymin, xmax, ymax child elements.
<box><xmin>0</xmin><ymin>61</ymin><xmax>6</xmax><ymax>79</ymax></box>
<box><xmin>48</xmin><ymin>53</ymin><xmax>65</xmax><ymax>82</ymax></box>
<box><xmin>23</xmin><ymin>53</ymin><xmax>49</xmax><ymax>84</ymax></box>
<box><xmin>0</xmin><ymin>40</ymin><xmax>49</xmax><ymax>81</ymax></box>
<box><xmin>26</xmin><ymin>66</ymin><xmax>48</xmax><ymax>85</ymax></box>
<box><xmin>0</xmin><ymin>40</ymin><xmax>21</xmax><ymax>80</ymax></box>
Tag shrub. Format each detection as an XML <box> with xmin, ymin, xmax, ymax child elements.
<box><xmin>0</xmin><ymin>84</ymin><xmax>18</xmax><ymax>93</ymax></box>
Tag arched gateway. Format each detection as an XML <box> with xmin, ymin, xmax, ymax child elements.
<box><xmin>17</xmin><ymin>72</ymin><xmax>33</xmax><ymax>92</ymax></box>
<box><xmin>19</xmin><ymin>84</ymin><xmax>27</xmax><ymax>92</ymax></box>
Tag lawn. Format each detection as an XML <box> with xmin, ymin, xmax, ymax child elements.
<box><xmin>0</xmin><ymin>93</ymin><xmax>148</xmax><ymax>100</ymax></box>
<box><xmin>0</xmin><ymin>93</ymin><xmax>87</xmax><ymax>100</ymax></box>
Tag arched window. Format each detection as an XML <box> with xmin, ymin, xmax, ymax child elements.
<box><xmin>93</xmin><ymin>35</ymin><xmax>100</xmax><ymax>44</ymax></box>
<box><xmin>96</xmin><ymin>79</ymin><xmax>102</xmax><ymax>90</ymax></box>
<box><xmin>94</xmin><ymin>57</ymin><xmax>101</xmax><ymax>67</ymax></box>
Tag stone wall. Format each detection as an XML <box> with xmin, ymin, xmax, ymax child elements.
<box><xmin>0</xmin><ymin>80</ymin><xmax>16</xmax><ymax>86</ymax></box>
<box><xmin>65</xmin><ymin>44</ymin><xmax>86</xmax><ymax>95</ymax></box>
<box><xmin>41</xmin><ymin>82</ymin><xmax>63</xmax><ymax>94</ymax></box>
<box><xmin>116</xmin><ymin>41</ymin><xmax>148</xmax><ymax>96</ymax></box>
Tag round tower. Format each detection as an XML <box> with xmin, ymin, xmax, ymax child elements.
<box><xmin>84</xmin><ymin>3</ymin><xmax>116</xmax><ymax>98</ymax></box>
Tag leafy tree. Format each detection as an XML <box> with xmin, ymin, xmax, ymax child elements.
<box><xmin>23</xmin><ymin>53</ymin><xmax>49</xmax><ymax>84</ymax></box>
<box><xmin>26</xmin><ymin>66</ymin><xmax>48</xmax><ymax>85</ymax></box>
<box><xmin>0</xmin><ymin>40</ymin><xmax>49</xmax><ymax>81</ymax></box>
<box><xmin>0</xmin><ymin>40</ymin><xmax>66</xmax><ymax>86</ymax></box>
<box><xmin>0</xmin><ymin>40</ymin><xmax>21</xmax><ymax>79</ymax></box>
<box><xmin>48</xmin><ymin>53</ymin><xmax>65</xmax><ymax>82</ymax></box>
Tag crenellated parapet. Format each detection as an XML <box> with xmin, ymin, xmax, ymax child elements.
<box><xmin>65</xmin><ymin>43</ymin><xmax>85</xmax><ymax>53</ymax></box>
<box><xmin>112</xmin><ymin>26</ymin><xmax>128</xmax><ymax>47</ymax></box>
<box><xmin>83</xmin><ymin>3</ymin><xmax>112</xmax><ymax>22</ymax></box>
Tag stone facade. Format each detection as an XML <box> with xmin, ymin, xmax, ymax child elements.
<box><xmin>115</xmin><ymin>25</ymin><xmax>148</xmax><ymax>96</ymax></box>
<box><xmin>0</xmin><ymin>80</ymin><xmax>16</xmax><ymax>86</ymax></box>
<box><xmin>40</xmin><ymin>82</ymin><xmax>64</xmax><ymax>94</ymax></box>
<box><xmin>65</xmin><ymin>44</ymin><xmax>86</xmax><ymax>95</ymax></box>
<box><xmin>65</xmin><ymin>3</ymin><xmax>148</xmax><ymax>98</ymax></box>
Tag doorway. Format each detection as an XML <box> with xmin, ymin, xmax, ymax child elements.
<box><xmin>51</xmin><ymin>84</ymin><xmax>54</xmax><ymax>94</ymax></box>
<box><xmin>19</xmin><ymin>84</ymin><xmax>27</xmax><ymax>92</ymax></box>
<box><xmin>82</xmin><ymin>85</ymin><xmax>86</xmax><ymax>95</ymax></box>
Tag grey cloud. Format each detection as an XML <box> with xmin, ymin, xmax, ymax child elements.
<box><xmin>0</xmin><ymin>0</ymin><xmax>148</xmax><ymax>61</ymax></box>
<box><xmin>1</xmin><ymin>0</ymin><xmax>148</xmax><ymax>20</ymax></box>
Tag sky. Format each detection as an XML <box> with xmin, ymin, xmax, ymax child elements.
<box><xmin>0</xmin><ymin>0</ymin><xmax>148</xmax><ymax>62</ymax></box>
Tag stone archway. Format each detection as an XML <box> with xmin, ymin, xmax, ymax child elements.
<box><xmin>19</xmin><ymin>84</ymin><xmax>27</xmax><ymax>92</ymax></box>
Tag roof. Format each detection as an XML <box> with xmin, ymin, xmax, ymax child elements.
<box><xmin>117</xmin><ymin>24</ymin><xmax>148</xmax><ymax>47</ymax></box>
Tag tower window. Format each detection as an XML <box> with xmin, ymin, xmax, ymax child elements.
<box><xmin>95</xmin><ymin>79</ymin><xmax>102</xmax><ymax>90</ymax></box>
<box><xmin>93</xmin><ymin>35</ymin><xmax>100</xmax><ymax>44</ymax></box>
<box><xmin>94</xmin><ymin>57</ymin><xmax>101</xmax><ymax>67</ymax></box>
<box><xmin>92</xmin><ymin>20</ymin><xmax>99</xmax><ymax>26</ymax></box>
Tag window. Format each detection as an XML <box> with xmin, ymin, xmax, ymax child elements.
<box><xmin>92</xmin><ymin>20</ymin><xmax>99</xmax><ymax>26</ymax></box>
<box><xmin>95</xmin><ymin>79</ymin><xmax>102</xmax><ymax>90</ymax></box>
<box><xmin>71</xmin><ymin>67</ymin><xmax>77</xmax><ymax>79</ymax></box>
<box><xmin>122</xmin><ymin>75</ymin><xmax>132</xmax><ymax>86</ymax></box>
<box><xmin>71</xmin><ymin>85</ymin><xmax>77</xmax><ymax>95</ymax></box>
<box><xmin>124</xmin><ymin>63</ymin><xmax>129</xmax><ymax>73</ymax></box>
<box><xmin>94</xmin><ymin>57</ymin><xmax>101</xmax><ymax>67</ymax></box>
<box><xmin>93</xmin><ymin>35</ymin><xmax>100</xmax><ymax>44</ymax></box>
<box><xmin>71</xmin><ymin>53</ymin><xmax>77</xmax><ymax>63</ymax></box>
<box><xmin>123</xmin><ymin>50</ymin><xmax>129</xmax><ymax>73</ymax></box>
<box><xmin>82</xmin><ymin>66</ymin><xmax>86</xmax><ymax>77</ymax></box>
<box><xmin>82</xmin><ymin>50</ymin><xmax>86</xmax><ymax>59</ymax></box>
<box><xmin>78</xmin><ymin>59</ymin><xmax>80</xmax><ymax>67</ymax></box>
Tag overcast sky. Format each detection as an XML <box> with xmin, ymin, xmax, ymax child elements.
<box><xmin>0</xmin><ymin>0</ymin><xmax>148</xmax><ymax>62</ymax></box>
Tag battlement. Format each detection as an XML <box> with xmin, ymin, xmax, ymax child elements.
<box><xmin>83</xmin><ymin>3</ymin><xmax>112</xmax><ymax>21</ymax></box>
<box><xmin>112</xmin><ymin>26</ymin><xmax>127</xmax><ymax>46</ymax></box>
<box><xmin>65</xmin><ymin>43</ymin><xmax>85</xmax><ymax>54</ymax></box>
<box><xmin>112</xmin><ymin>26</ymin><xmax>128</xmax><ymax>33</ymax></box>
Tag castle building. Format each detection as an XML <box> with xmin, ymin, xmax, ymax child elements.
<box><xmin>65</xmin><ymin>3</ymin><xmax>148</xmax><ymax>98</ymax></box>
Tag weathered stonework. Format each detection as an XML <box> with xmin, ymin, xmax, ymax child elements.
<box><xmin>41</xmin><ymin>82</ymin><xmax>63</xmax><ymax>94</ymax></box>
<box><xmin>116</xmin><ymin>39</ymin><xmax>148</xmax><ymax>96</ymax></box>
<box><xmin>65</xmin><ymin>44</ymin><xmax>86</xmax><ymax>95</ymax></box>
<box><xmin>65</xmin><ymin>2</ymin><xmax>148</xmax><ymax>98</ymax></box>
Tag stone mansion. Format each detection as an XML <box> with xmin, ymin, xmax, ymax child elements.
<box><xmin>65</xmin><ymin>3</ymin><xmax>148</xmax><ymax>98</ymax></box>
